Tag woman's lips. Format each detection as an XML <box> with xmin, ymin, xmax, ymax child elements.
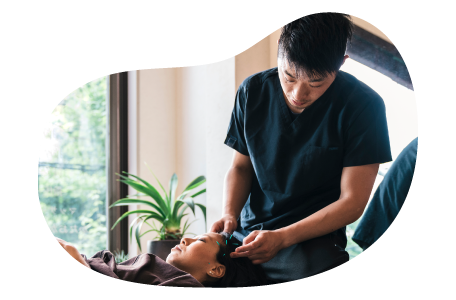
<box><xmin>172</xmin><ymin>245</ymin><xmax>182</xmax><ymax>252</ymax></box>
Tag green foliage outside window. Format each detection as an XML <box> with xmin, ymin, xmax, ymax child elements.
<box><xmin>38</xmin><ymin>77</ymin><xmax>107</xmax><ymax>257</ymax></box>
<box><xmin>346</xmin><ymin>218</ymin><xmax>363</xmax><ymax>259</ymax></box>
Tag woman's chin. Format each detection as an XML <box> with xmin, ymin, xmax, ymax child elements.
<box><xmin>166</xmin><ymin>251</ymin><xmax>180</xmax><ymax>264</ymax></box>
<box><xmin>165</xmin><ymin>253</ymin><xmax>174</xmax><ymax>263</ymax></box>
<box><xmin>166</xmin><ymin>257</ymin><xmax>186</xmax><ymax>273</ymax></box>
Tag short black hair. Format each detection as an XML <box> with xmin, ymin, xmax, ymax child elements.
<box><xmin>278</xmin><ymin>12</ymin><xmax>354</xmax><ymax>78</ymax></box>
<box><xmin>203</xmin><ymin>232</ymin><xmax>268</xmax><ymax>287</ymax></box>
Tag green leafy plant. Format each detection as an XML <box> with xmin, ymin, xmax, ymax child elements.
<box><xmin>109</xmin><ymin>164</ymin><xmax>206</xmax><ymax>251</ymax></box>
<box><xmin>113</xmin><ymin>249</ymin><xmax>130</xmax><ymax>264</ymax></box>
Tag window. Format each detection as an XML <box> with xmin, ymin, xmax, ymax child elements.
<box><xmin>38</xmin><ymin>77</ymin><xmax>108</xmax><ymax>256</ymax></box>
<box><xmin>341</xmin><ymin>58</ymin><xmax>416</xmax><ymax>259</ymax></box>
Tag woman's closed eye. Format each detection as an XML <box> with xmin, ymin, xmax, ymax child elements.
<box><xmin>198</xmin><ymin>238</ymin><xmax>206</xmax><ymax>243</ymax></box>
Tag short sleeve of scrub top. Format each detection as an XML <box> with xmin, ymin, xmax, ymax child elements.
<box><xmin>341</xmin><ymin>81</ymin><xmax>392</xmax><ymax>167</ymax></box>
<box><xmin>224</xmin><ymin>85</ymin><xmax>249</xmax><ymax>156</ymax></box>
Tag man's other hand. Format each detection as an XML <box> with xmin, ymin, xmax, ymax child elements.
<box><xmin>210</xmin><ymin>214</ymin><xmax>238</xmax><ymax>234</ymax></box>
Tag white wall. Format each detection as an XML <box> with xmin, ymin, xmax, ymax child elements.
<box><xmin>234</xmin><ymin>29</ymin><xmax>281</xmax><ymax>90</ymax></box>
<box><xmin>176</xmin><ymin>66</ymin><xmax>208</xmax><ymax>235</ymax></box>
<box><xmin>269</xmin><ymin>29</ymin><xmax>281</xmax><ymax>69</ymax></box>
<box><xmin>235</xmin><ymin>37</ymin><xmax>270</xmax><ymax>89</ymax></box>
<box><xmin>204</xmin><ymin>58</ymin><xmax>236</xmax><ymax>229</ymax></box>
<box><xmin>133</xmin><ymin>68</ymin><xmax>178</xmax><ymax>254</ymax></box>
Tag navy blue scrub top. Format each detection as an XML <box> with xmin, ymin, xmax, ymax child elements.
<box><xmin>224</xmin><ymin>67</ymin><xmax>392</xmax><ymax>282</ymax></box>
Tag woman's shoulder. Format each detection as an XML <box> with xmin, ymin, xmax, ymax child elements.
<box><xmin>117</xmin><ymin>253</ymin><xmax>204</xmax><ymax>287</ymax></box>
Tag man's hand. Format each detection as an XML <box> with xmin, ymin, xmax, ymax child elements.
<box><xmin>230</xmin><ymin>230</ymin><xmax>285</xmax><ymax>264</ymax></box>
<box><xmin>210</xmin><ymin>214</ymin><xmax>238</xmax><ymax>234</ymax></box>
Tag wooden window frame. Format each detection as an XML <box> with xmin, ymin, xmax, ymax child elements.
<box><xmin>347</xmin><ymin>25</ymin><xmax>456</xmax><ymax>91</ymax></box>
<box><xmin>107</xmin><ymin>72</ymin><xmax>129</xmax><ymax>253</ymax></box>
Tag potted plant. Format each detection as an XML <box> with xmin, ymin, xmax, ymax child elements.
<box><xmin>109</xmin><ymin>165</ymin><xmax>206</xmax><ymax>261</ymax></box>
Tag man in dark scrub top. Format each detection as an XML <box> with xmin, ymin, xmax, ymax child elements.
<box><xmin>210</xmin><ymin>13</ymin><xmax>392</xmax><ymax>283</ymax></box>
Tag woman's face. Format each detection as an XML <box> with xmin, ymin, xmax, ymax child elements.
<box><xmin>166</xmin><ymin>232</ymin><xmax>226</xmax><ymax>282</ymax></box>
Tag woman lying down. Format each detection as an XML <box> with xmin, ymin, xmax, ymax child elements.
<box><xmin>56</xmin><ymin>232</ymin><xmax>268</xmax><ymax>287</ymax></box>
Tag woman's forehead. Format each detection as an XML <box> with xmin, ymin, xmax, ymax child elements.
<box><xmin>197</xmin><ymin>232</ymin><xmax>223</xmax><ymax>242</ymax></box>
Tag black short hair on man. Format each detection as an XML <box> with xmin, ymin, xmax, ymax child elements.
<box><xmin>278</xmin><ymin>12</ymin><xmax>354</xmax><ymax>79</ymax></box>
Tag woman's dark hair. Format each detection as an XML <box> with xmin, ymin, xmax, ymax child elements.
<box><xmin>278</xmin><ymin>12</ymin><xmax>354</xmax><ymax>79</ymax></box>
<box><xmin>203</xmin><ymin>232</ymin><xmax>268</xmax><ymax>287</ymax></box>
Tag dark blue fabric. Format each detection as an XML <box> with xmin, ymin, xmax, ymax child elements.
<box><xmin>224</xmin><ymin>68</ymin><xmax>392</xmax><ymax>281</ymax></box>
<box><xmin>287</xmin><ymin>106</ymin><xmax>301</xmax><ymax>120</ymax></box>
<box><xmin>352</xmin><ymin>137</ymin><xmax>456</xmax><ymax>275</ymax></box>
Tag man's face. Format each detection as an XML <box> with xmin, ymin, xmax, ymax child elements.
<box><xmin>277</xmin><ymin>55</ymin><xmax>346</xmax><ymax>113</ymax></box>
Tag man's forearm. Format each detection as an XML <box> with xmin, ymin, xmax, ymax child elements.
<box><xmin>222</xmin><ymin>166</ymin><xmax>252</xmax><ymax>218</ymax></box>
<box><xmin>277</xmin><ymin>196</ymin><xmax>367</xmax><ymax>248</ymax></box>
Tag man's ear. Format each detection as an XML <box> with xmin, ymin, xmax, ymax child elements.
<box><xmin>341</xmin><ymin>55</ymin><xmax>350</xmax><ymax>66</ymax></box>
<box><xmin>207</xmin><ymin>265</ymin><xmax>225</xmax><ymax>279</ymax></box>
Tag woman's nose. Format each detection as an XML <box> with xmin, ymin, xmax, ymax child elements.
<box><xmin>181</xmin><ymin>238</ymin><xmax>193</xmax><ymax>246</ymax></box>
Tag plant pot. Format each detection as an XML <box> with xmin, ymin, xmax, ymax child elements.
<box><xmin>147</xmin><ymin>240</ymin><xmax>180</xmax><ymax>261</ymax></box>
